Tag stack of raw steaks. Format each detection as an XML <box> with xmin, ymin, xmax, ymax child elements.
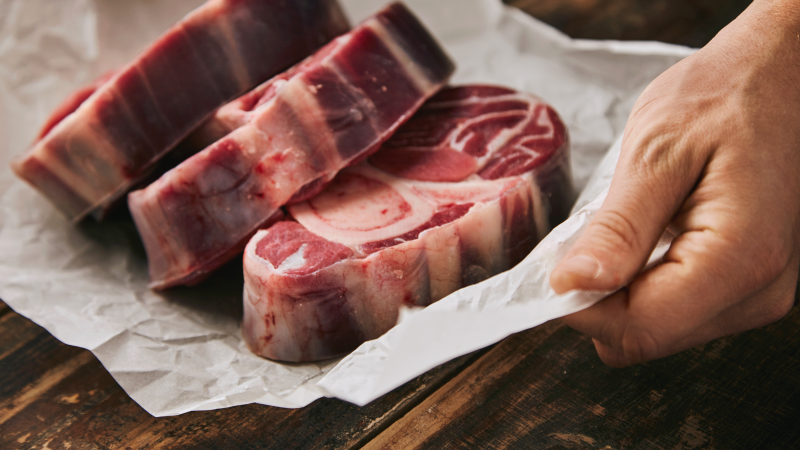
<box><xmin>11</xmin><ymin>0</ymin><xmax>574</xmax><ymax>362</ymax></box>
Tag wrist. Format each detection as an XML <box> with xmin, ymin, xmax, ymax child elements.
<box><xmin>706</xmin><ymin>0</ymin><xmax>800</xmax><ymax>83</ymax></box>
<box><xmin>753</xmin><ymin>0</ymin><xmax>800</xmax><ymax>28</ymax></box>
<box><xmin>736</xmin><ymin>0</ymin><xmax>800</xmax><ymax>41</ymax></box>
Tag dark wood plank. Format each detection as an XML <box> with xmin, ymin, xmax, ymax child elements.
<box><xmin>0</xmin><ymin>310</ymin><xmax>48</xmax><ymax>362</ymax></box>
<box><xmin>0</xmin><ymin>312</ymin><xmax>94</xmax><ymax>446</ymax></box>
<box><xmin>0</xmin><ymin>308</ymin><xmax>487</xmax><ymax>450</ymax></box>
<box><xmin>365</xmin><ymin>299</ymin><xmax>800</xmax><ymax>449</ymax></box>
<box><xmin>79</xmin><ymin>349</ymin><xmax>486</xmax><ymax>450</ymax></box>
<box><xmin>0</xmin><ymin>300</ymin><xmax>10</xmax><ymax>318</ymax></box>
<box><xmin>505</xmin><ymin>0</ymin><xmax>754</xmax><ymax>48</ymax></box>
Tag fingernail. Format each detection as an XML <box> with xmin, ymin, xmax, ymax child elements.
<box><xmin>558</xmin><ymin>254</ymin><xmax>601</xmax><ymax>280</ymax></box>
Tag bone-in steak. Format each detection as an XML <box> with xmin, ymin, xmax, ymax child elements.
<box><xmin>11</xmin><ymin>0</ymin><xmax>349</xmax><ymax>222</ymax></box>
<box><xmin>128</xmin><ymin>2</ymin><xmax>455</xmax><ymax>290</ymax></box>
<box><xmin>242</xmin><ymin>85</ymin><xmax>574</xmax><ymax>362</ymax></box>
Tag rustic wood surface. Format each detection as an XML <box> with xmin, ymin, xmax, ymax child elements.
<box><xmin>365</xmin><ymin>299</ymin><xmax>800</xmax><ymax>449</ymax></box>
<box><xmin>0</xmin><ymin>304</ymin><xmax>487</xmax><ymax>449</ymax></box>
<box><xmin>4</xmin><ymin>1</ymin><xmax>798</xmax><ymax>449</ymax></box>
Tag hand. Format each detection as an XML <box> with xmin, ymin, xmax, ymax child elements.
<box><xmin>549</xmin><ymin>0</ymin><xmax>800</xmax><ymax>367</ymax></box>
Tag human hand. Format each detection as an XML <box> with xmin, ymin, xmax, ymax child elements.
<box><xmin>549</xmin><ymin>0</ymin><xmax>800</xmax><ymax>367</ymax></box>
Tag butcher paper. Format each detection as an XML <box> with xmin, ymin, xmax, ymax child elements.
<box><xmin>0</xmin><ymin>0</ymin><xmax>692</xmax><ymax>415</ymax></box>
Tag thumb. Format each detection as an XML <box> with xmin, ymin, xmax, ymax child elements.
<box><xmin>550</xmin><ymin>134</ymin><xmax>706</xmax><ymax>294</ymax></box>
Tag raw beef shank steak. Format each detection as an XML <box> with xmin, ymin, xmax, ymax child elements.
<box><xmin>11</xmin><ymin>0</ymin><xmax>349</xmax><ymax>222</ymax></box>
<box><xmin>242</xmin><ymin>85</ymin><xmax>574</xmax><ymax>362</ymax></box>
<box><xmin>369</xmin><ymin>85</ymin><xmax>576</xmax><ymax>226</ymax></box>
<box><xmin>128</xmin><ymin>2</ymin><xmax>455</xmax><ymax>289</ymax></box>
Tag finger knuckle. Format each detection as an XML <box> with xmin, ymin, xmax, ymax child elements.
<box><xmin>762</xmin><ymin>292</ymin><xmax>795</xmax><ymax>325</ymax></box>
<box><xmin>746</xmin><ymin>234</ymin><xmax>794</xmax><ymax>287</ymax></box>
<box><xmin>763</xmin><ymin>243</ymin><xmax>793</xmax><ymax>284</ymax></box>
<box><xmin>636</xmin><ymin>134</ymin><xmax>678</xmax><ymax>175</ymax></box>
<box><xmin>619</xmin><ymin>326</ymin><xmax>661</xmax><ymax>364</ymax></box>
<box><xmin>625</xmin><ymin>129</ymin><xmax>691</xmax><ymax>182</ymax></box>
<box><xmin>589</xmin><ymin>209</ymin><xmax>642</xmax><ymax>255</ymax></box>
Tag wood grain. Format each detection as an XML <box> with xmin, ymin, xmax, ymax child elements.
<box><xmin>365</xmin><ymin>301</ymin><xmax>800</xmax><ymax>449</ymax></box>
<box><xmin>0</xmin><ymin>308</ymin><xmax>487</xmax><ymax>449</ymax></box>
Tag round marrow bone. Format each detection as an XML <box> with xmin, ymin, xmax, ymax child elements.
<box><xmin>243</xmin><ymin>85</ymin><xmax>575</xmax><ymax>362</ymax></box>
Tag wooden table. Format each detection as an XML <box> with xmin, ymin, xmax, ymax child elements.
<box><xmin>3</xmin><ymin>0</ymin><xmax>799</xmax><ymax>448</ymax></box>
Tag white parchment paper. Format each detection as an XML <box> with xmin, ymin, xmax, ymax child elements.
<box><xmin>0</xmin><ymin>0</ymin><xmax>693</xmax><ymax>416</ymax></box>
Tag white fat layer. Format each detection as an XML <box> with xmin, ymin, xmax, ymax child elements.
<box><xmin>510</xmin><ymin>106</ymin><xmax>556</xmax><ymax>153</ymax></box>
<box><xmin>473</xmin><ymin>98</ymin><xmax>552</xmax><ymax>170</ymax></box>
<box><xmin>366</xmin><ymin>20</ymin><xmax>437</xmax><ymax>94</ymax></box>
<box><xmin>277</xmin><ymin>243</ymin><xmax>308</xmax><ymax>272</ymax></box>
<box><xmin>215</xmin><ymin>14</ymin><xmax>254</xmax><ymax>91</ymax></box>
<box><xmin>528</xmin><ymin>173</ymin><xmax>549</xmax><ymax>239</ymax></box>
<box><xmin>408</xmin><ymin>176</ymin><xmax>515</xmax><ymax>204</ymax></box>
<box><xmin>31</xmin><ymin>121</ymin><xmax>123</xmax><ymax>208</ymax></box>
<box><xmin>321</xmin><ymin>40</ymin><xmax>380</xmax><ymax>168</ymax></box>
<box><xmin>420</xmin><ymin>224</ymin><xmax>462</xmax><ymax>301</ymax></box>
<box><xmin>249</xmin><ymin>79</ymin><xmax>289</xmax><ymax>116</ymax></box>
<box><xmin>457</xmin><ymin>201</ymin><xmax>506</xmax><ymax>276</ymax></box>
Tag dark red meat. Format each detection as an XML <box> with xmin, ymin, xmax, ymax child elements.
<box><xmin>11</xmin><ymin>0</ymin><xmax>349</xmax><ymax>222</ymax></box>
<box><xmin>242</xmin><ymin>85</ymin><xmax>575</xmax><ymax>362</ymax></box>
<box><xmin>128</xmin><ymin>2</ymin><xmax>455</xmax><ymax>290</ymax></box>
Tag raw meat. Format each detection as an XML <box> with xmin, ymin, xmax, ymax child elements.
<box><xmin>242</xmin><ymin>85</ymin><xmax>574</xmax><ymax>362</ymax></box>
<box><xmin>10</xmin><ymin>0</ymin><xmax>349</xmax><ymax>222</ymax></box>
<box><xmin>369</xmin><ymin>85</ymin><xmax>576</xmax><ymax>226</ymax></box>
<box><xmin>128</xmin><ymin>2</ymin><xmax>455</xmax><ymax>290</ymax></box>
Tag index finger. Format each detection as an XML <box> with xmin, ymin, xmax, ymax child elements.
<box><xmin>562</xmin><ymin>225</ymin><xmax>768</xmax><ymax>366</ymax></box>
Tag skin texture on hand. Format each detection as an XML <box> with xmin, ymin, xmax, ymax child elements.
<box><xmin>550</xmin><ymin>0</ymin><xmax>800</xmax><ymax>367</ymax></box>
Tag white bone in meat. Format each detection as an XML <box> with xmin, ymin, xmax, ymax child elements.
<box><xmin>243</xmin><ymin>85</ymin><xmax>575</xmax><ymax>362</ymax></box>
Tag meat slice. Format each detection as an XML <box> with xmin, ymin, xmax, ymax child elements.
<box><xmin>10</xmin><ymin>0</ymin><xmax>349</xmax><ymax>222</ymax></box>
<box><xmin>242</xmin><ymin>85</ymin><xmax>573</xmax><ymax>362</ymax></box>
<box><xmin>128</xmin><ymin>2</ymin><xmax>455</xmax><ymax>290</ymax></box>
<box><xmin>369</xmin><ymin>85</ymin><xmax>576</xmax><ymax>225</ymax></box>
